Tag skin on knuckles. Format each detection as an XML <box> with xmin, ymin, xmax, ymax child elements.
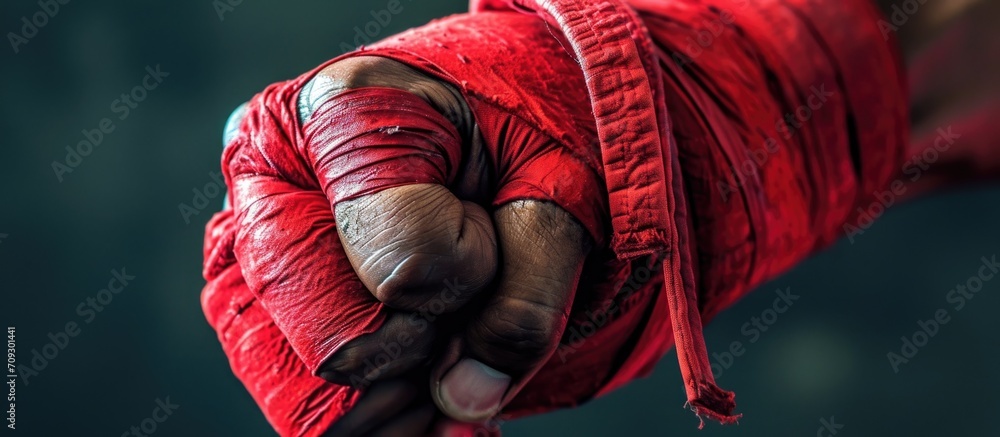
<box><xmin>334</xmin><ymin>184</ymin><xmax>498</xmax><ymax>312</ymax></box>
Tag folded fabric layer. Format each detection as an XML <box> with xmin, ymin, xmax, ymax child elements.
<box><xmin>303</xmin><ymin>87</ymin><xmax>463</xmax><ymax>206</ymax></box>
<box><xmin>202</xmin><ymin>211</ymin><xmax>358</xmax><ymax>437</ymax></box>
<box><xmin>202</xmin><ymin>0</ymin><xmax>908</xmax><ymax>434</ymax></box>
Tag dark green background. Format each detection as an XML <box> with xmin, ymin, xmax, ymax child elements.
<box><xmin>1</xmin><ymin>1</ymin><xmax>998</xmax><ymax>436</ymax></box>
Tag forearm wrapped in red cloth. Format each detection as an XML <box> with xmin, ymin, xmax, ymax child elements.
<box><xmin>202</xmin><ymin>0</ymin><xmax>909</xmax><ymax>435</ymax></box>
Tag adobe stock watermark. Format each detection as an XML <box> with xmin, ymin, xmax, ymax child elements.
<box><xmin>51</xmin><ymin>65</ymin><xmax>170</xmax><ymax>182</ymax></box>
<box><xmin>843</xmin><ymin>125</ymin><xmax>961</xmax><ymax>243</ymax></box>
<box><xmin>878</xmin><ymin>0</ymin><xmax>932</xmax><ymax>41</ymax></box>
<box><xmin>178</xmin><ymin>171</ymin><xmax>225</xmax><ymax>224</ymax></box>
<box><xmin>717</xmin><ymin>84</ymin><xmax>836</xmax><ymax>201</ymax></box>
<box><xmin>669</xmin><ymin>0</ymin><xmax>750</xmax><ymax>68</ymax></box>
<box><xmin>887</xmin><ymin>255</ymin><xmax>998</xmax><ymax>373</ymax></box>
<box><xmin>213</xmin><ymin>0</ymin><xmax>245</xmax><ymax>22</ymax></box>
<box><xmin>344</xmin><ymin>277</ymin><xmax>469</xmax><ymax>390</ymax></box>
<box><xmin>338</xmin><ymin>0</ymin><xmax>414</xmax><ymax>54</ymax></box>
<box><xmin>815</xmin><ymin>416</ymin><xmax>845</xmax><ymax>437</ymax></box>
<box><xmin>6</xmin><ymin>0</ymin><xmax>71</xmax><ymax>54</ymax></box>
<box><xmin>119</xmin><ymin>397</ymin><xmax>179</xmax><ymax>437</ymax></box>
<box><xmin>556</xmin><ymin>256</ymin><xmax>663</xmax><ymax>362</ymax></box>
<box><xmin>711</xmin><ymin>287</ymin><xmax>800</xmax><ymax>379</ymax></box>
<box><xmin>6</xmin><ymin>327</ymin><xmax>16</xmax><ymax>430</ymax></box>
<box><xmin>16</xmin><ymin>268</ymin><xmax>135</xmax><ymax>385</ymax></box>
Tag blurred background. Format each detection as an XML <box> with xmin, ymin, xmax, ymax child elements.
<box><xmin>1</xmin><ymin>1</ymin><xmax>998</xmax><ymax>436</ymax></box>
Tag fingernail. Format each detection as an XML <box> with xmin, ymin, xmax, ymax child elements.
<box><xmin>436</xmin><ymin>358</ymin><xmax>511</xmax><ymax>422</ymax></box>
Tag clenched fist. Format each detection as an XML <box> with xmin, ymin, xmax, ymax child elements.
<box><xmin>223</xmin><ymin>56</ymin><xmax>601</xmax><ymax>435</ymax></box>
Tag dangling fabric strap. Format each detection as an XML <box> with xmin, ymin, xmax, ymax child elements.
<box><xmin>472</xmin><ymin>0</ymin><xmax>740</xmax><ymax>425</ymax></box>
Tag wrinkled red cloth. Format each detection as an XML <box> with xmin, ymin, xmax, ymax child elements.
<box><xmin>201</xmin><ymin>0</ymin><xmax>907</xmax><ymax>435</ymax></box>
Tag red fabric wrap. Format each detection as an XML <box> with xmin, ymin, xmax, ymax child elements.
<box><xmin>225</xmin><ymin>89</ymin><xmax>382</xmax><ymax>375</ymax></box>
<box><xmin>201</xmin><ymin>0</ymin><xmax>909</xmax><ymax>434</ymax></box>
<box><xmin>222</xmin><ymin>85</ymin><xmax>465</xmax><ymax>379</ymax></box>
<box><xmin>303</xmin><ymin>87</ymin><xmax>463</xmax><ymax>204</ymax></box>
<box><xmin>202</xmin><ymin>211</ymin><xmax>359</xmax><ymax>437</ymax></box>
<box><xmin>489</xmin><ymin>0</ymin><xmax>738</xmax><ymax>423</ymax></box>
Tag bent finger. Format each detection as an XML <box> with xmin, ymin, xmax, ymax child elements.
<box><xmin>322</xmin><ymin>378</ymin><xmax>421</xmax><ymax>437</ymax></box>
<box><xmin>334</xmin><ymin>184</ymin><xmax>498</xmax><ymax>312</ymax></box>
<box><xmin>301</xmin><ymin>79</ymin><xmax>498</xmax><ymax>313</ymax></box>
<box><xmin>319</xmin><ymin>311</ymin><xmax>438</xmax><ymax>388</ymax></box>
<box><xmin>431</xmin><ymin>200</ymin><xmax>591</xmax><ymax>423</ymax></box>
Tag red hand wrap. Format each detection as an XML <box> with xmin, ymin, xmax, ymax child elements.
<box><xmin>302</xmin><ymin>87</ymin><xmax>463</xmax><ymax>205</ymax></box>
<box><xmin>202</xmin><ymin>0</ymin><xmax>911</xmax><ymax>433</ymax></box>
<box><xmin>202</xmin><ymin>210</ymin><xmax>358</xmax><ymax>437</ymax></box>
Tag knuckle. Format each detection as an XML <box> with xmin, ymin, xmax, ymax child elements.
<box><xmin>302</xmin><ymin>57</ymin><xmax>427</xmax><ymax>124</ymax></box>
<box><xmin>339</xmin><ymin>186</ymin><xmax>489</xmax><ymax>308</ymax></box>
<box><xmin>336</xmin><ymin>186</ymin><xmax>456</xmax><ymax>249</ymax></box>
<box><xmin>498</xmin><ymin>200</ymin><xmax>588</xmax><ymax>253</ymax></box>
<box><xmin>320</xmin><ymin>314</ymin><xmax>437</xmax><ymax>385</ymax></box>
<box><xmin>321</xmin><ymin>56</ymin><xmax>406</xmax><ymax>91</ymax></box>
<box><xmin>470</xmin><ymin>298</ymin><xmax>562</xmax><ymax>365</ymax></box>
